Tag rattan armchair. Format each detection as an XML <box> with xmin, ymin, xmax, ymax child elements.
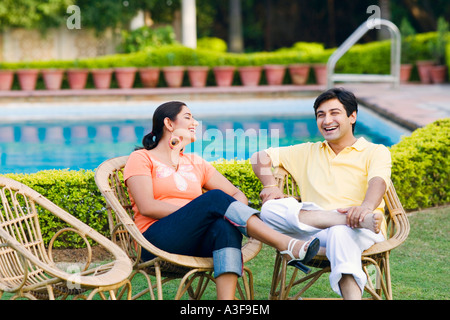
<box><xmin>94</xmin><ymin>156</ymin><xmax>262</xmax><ymax>300</ymax></box>
<box><xmin>0</xmin><ymin>176</ymin><xmax>132</xmax><ymax>300</ymax></box>
<box><xmin>268</xmin><ymin>167</ymin><xmax>410</xmax><ymax>300</ymax></box>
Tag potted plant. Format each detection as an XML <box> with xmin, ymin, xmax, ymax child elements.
<box><xmin>429</xmin><ymin>17</ymin><xmax>449</xmax><ymax>84</ymax></box>
<box><xmin>288</xmin><ymin>63</ymin><xmax>310</xmax><ymax>85</ymax></box>
<box><xmin>416</xmin><ymin>60</ymin><xmax>434</xmax><ymax>84</ymax></box>
<box><xmin>187</xmin><ymin>53</ymin><xmax>209</xmax><ymax>87</ymax></box>
<box><xmin>115</xmin><ymin>65</ymin><xmax>137</xmax><ymax>89</ymax></box>
<box><xmin>139</xmin><ymin>67</ymin><xmax>160</xmax><ymax>88</ymax></box>
<box><xmin>312</xmin><ymin>63</ymin><xmax>327</xmax><ymax>85</ymax></box>
<box><xmin>16</xmin><ymin>66</ymin><xmax>39</xmax><ymax>91</ymax></box>
<box><xmin>399</xmin><ymin>18</ymin><xmax>416</xmax><ymax>83</ymax></box>
<box><xmin>238</xmin><ymin>55</ymin><xmax>262</xmax><ymax>86</ymax></box>
<box><xmin>162</xmin><ymin>53</ymin><xmax>185</xmax><ymax>88</ymax></box>
<box><xmin>263</xmin><ymin>64</ymin><xmax>286</xmax><ymax>86</ymax></box>
<box><xmin>213</xmin><ymin>57</ymin><xmax>235</xmax><ymax>87</ymax></box>
<box><xmin>42</xmin><ymin>68</ymin><xmax>65</xmax><ymax>90</ymax></box>
<box><xmin>0</xmin><ymin>68</ymin><xmax>14</xmax><ymax>91</ymax></box>
<box><xmin>92</xmin><ymin>68</ymin><xmax>113</xmax><ymax>89</ymax></box>
<box><xmin>67</xmin><ymin>59</ymin><xmax>89</xmax><ymax>90</ymax></box>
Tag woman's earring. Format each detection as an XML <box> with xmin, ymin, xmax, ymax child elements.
<box><xmin>169</xmin><ymin>134</ymin><xmax>182</xmax><ymax>149</ymax></box>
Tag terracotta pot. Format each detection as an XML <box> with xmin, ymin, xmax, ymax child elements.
<box><xmin>288</xmin><ymin>64</ymin><xmax>310</xmax><ymax>85</ymax></box>
<box><xmin>312</xmin><ymin>64</ymin><xmax>327</xmax><ymax>85</ymax></box>
<box><xmin>264</xmin><ymin>64</ymin><xmax>286</xmax><ymax>85</ymax></box>
<box><xmin>416</xmin><ymin>60</ymin><xmax>434</xmax><ymax>84</ymax></box>
<box><xmin>213</xmin><ymin>66</ymin><xmax>235</xmax><ymax>87</ymax></box>
<box><xmin>115</xmin><ymin>67</ymin><xmax>137</xmax><ymax>89</ymax></box>
<box><xmin>139</xmin><ymin>67</ymin><xmax>160</xmax><ymax>88</ymax></box>
<box><xmin>400</xmin><ymin>64</ymin><xmax>413</xmax><ymax>83</ymax></box>
<box><xmin>0</xmin><ymin>70</ymin><xmax>14</xmax><ymax>90</ymax></box>
<box><xmin>187</xmin><ymin>66</ymin><xmax>209</xmax><ymax>88</ymax></box>
<box><xmin>238</xmin><ymin>66</ymin><xmax>262</xmax><ymax>86</ymax></box>
<box><xmin>42</xmin><ymin>69</ymin><xmax>64</xmax><ymax>90</ymax></box>
<box><xmin>162</xmin><ymin>66</ymin><xmax>185</xmax><ymax>88</ymax></box>
<box><xmin>430</xmin><ymin>65</ymin><xmax>447</xmax><ymax>84</ymax></box>
<box><xmin>17</xmin><ymin>69</ymin><xmax>39</xmax><ymax>91</ymax></box>
<box><xmin>92</xmin><ymin>69</ymin><xmax>113</xmax><ymax>89</ymax></box>
<box><xmin>67</xmin><ymin>69</ymin><xmax>89</xmax><ymax>89</ymax></box>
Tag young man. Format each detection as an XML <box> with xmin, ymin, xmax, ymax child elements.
<box><xmin>251</xmin><ymin>88</ymin><xmax>391</xmax><ymax>299</ymax></box>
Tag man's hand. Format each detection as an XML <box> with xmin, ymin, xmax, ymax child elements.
<box><xmin>260</xmin><ymin>186</ymin><xmax>284</xmax><ymax>204</ymax></box>
<box><xmin>337</xmin><ymin>205</ymin><xmax>373</xmax><ymax>229</ymax></box>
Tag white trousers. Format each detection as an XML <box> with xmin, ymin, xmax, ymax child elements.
<box><xmin>261</xmin><ymin>197</ymin><xmax>385</xmax><ymax>296</ymax></box>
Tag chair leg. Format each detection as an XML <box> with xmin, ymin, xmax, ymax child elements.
<box><xmin>270</xmin><ymin>251</ymin><xmax>332</xmax><ymax>300</ymax></box>
<box><xmin>363</xmin><ymin>253</ymin><xmax>392</xmax><ymax>300</ymax></box>
<box><xmin>236</xmin><ymin>266</ymin><xmax>254</xmax><ymax>299</ymax></box>
<box><xmin>269</xmin><ymin>251</ymin><xmax>283</xmax><ymax>300</ymax></box>
<box><xmin>175</xmin><ymin>270</ymin><xmax>214</xmax><ymax>300</ymax></box>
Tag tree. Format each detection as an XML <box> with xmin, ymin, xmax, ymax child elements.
<box><xmin>0</xmin><ymin>0</ymin><xmax>72</xmax><ymax>31</ymax></box>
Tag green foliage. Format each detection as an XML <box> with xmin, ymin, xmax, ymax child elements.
<box><xmin>0</xmin><ymin>0</ymin><xmax>72</xmax><ymax>31</ymax></box>
<box><xmin>197</xmin><ymin>37</ymin><xmax>228</xmax><ymax>53</ymax></box>
<box><xmin>400</xmin><ymin>18</ymin><xmax>416</xmax><ymax>64</ymax></box>
<box><xmin>3</xmin><ymin>169</ymin><xmax>107</xmax><ymax>248</ymax></box>
<box><xmin>430</xmin><ymin>17</ymin><xmax>449</xmax><ymax>65</ymax></box>
<box><xmin>211</xmin><ymin>160</ymin><xmax>262</xmax><ymax>210</ymax></box>
<box><xmin>120</xmin><ymin>25</ymin><xmax>177</xmax><ymax>53</ymax></box>
<box><xmin>1</xmin><ymin>32</ymin><xmax>447</xmax><ymax>85</ymax></box>
<box><xmin>390</xmin><ymin>118</ymin><xmax>450</xmax><ymax>210</ymax></box>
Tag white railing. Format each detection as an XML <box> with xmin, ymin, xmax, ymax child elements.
<box><xmin>327</xmin><ymin>19</ymin><xmax>401</xmax><ymax>89</ymax></box>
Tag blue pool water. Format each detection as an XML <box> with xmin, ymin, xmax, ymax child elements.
<box><xmin>0</xmin><ymin>98</ymin><xmax>410</xmax><ymax>174</ymax></box>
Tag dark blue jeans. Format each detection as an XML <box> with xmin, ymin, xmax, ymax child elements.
<box><xmin>142</xmin><ymin>189</ymin><xmax>259</xmax><ymax>277</ymax></box>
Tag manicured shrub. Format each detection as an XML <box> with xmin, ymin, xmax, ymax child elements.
<box><xmin>390</xmin><ymin>118</ymin><xmax>449</xmax><ymax>210</ymax></box>
<box><xmin>212</xmin><ymin>160</ymin><xmax>262</xmax><ymax>209</ymax></box>
<box><xmin>3</xmin><ymin>169</ymin><xmax>107</xmax><ymax>248</ymax></box>
<box><xmin>197</xmin><ymin>37</ymin><xmax>228</xmax><ymax>52</ymax></box>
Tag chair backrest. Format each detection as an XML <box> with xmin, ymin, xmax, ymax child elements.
<box><xmin>94</xmin><ymin>156</ymin><xmax>140</xmax><ymax>264</ymax></box>
<box><xmin>272</xmin><ymin>167</ymin><xmax>410</xmax><ymax>255</ymax></box>
<box><xmin>95</xmin><ymin>156</ymin><xmax>217</xmax><ymax>269</ymax></box>
<box><xmin>0</xmin><ymin>177</ymin><xmax>50</xmax><ymax>289</ymax></box>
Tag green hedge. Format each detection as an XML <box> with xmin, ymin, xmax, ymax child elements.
<box><xmin>1</xmin><ymin>32</ymin><xmax>448</xmax><ymax>84</ymax></box>
<box><xmin>390</xmin><ymin>118</ymin><xmax>449</xmax><ymax>210</ymax></box>
<box><xmin>2</xmin><ymin>170</ymin><xmax>106</xmax><ymax>248</ymax></box>
<box><xmin>2</xmin><ymin>32</ymin><xmax>442</xmax><ymax>71</ymax></box>
<box><xmin>2</xmin><ymin>119</ymin><xmax>448</xmax><ymax>248</ymax></box>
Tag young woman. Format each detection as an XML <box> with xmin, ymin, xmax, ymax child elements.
<box><xmin>124</xmin><ymin>101</ymin><xmax>320</xmax><ymax>299</ymax></box>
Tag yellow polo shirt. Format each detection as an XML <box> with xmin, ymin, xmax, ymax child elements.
<box><xmin>265</xmin><ymin>137</ymin><xmax>391</xmax><ymax>215</ymax></box>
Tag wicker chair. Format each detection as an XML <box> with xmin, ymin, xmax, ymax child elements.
<box><xmin>94</xmin><ymin>156</ymin><xmax>262</xmax><ymax>300</ymax></box>
<box><xmin>0</xmin><ymin>176</ymin><xmax>132</xmax><ymax>300</ymax></box>
<box><xmin>268</xmin><ymin>167</ymin><xmax>410</xmax><ymax>300</ymax></box>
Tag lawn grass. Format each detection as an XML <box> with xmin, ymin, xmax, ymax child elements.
<box><xmin>1</xmin><ymin>206</ymin><xmax>448</xmax><ymax>300</ymax></box>
<box><xmin>132</xmin><ymin>206</ymin><xmax>449</xmax><ymax>300</ymax></box>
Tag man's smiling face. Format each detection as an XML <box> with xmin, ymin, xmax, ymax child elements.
<box><xmin>315</xmin><ymin>98</ymin><xmax>356</xmax><ymax>144</ymax></box>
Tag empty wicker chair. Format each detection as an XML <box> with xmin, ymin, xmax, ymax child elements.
<box><xmin>268</xmin><ymin>167</ymin><xmax>410</xmax><ymax>300</ymax></box>
<box><xmin>94</xmin><ymin>156</ymin><xmax>262</xmax><ymax>300</ymax></box>
<box><xmin>0</xmin><ymin>176</ymin><xmax>132</xmax><ymax>300</ymax></box>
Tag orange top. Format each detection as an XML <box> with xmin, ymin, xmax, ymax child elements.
<box><xmin>124</xmin><ymin>149</ymin><xmax>216</xmax><ymax>233</ymax></box>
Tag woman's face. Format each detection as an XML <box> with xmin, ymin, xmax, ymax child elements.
<box><xmin>170</xmin><ymin>105</ymin><xmax>199</xmax><ymax>144</ymax></box>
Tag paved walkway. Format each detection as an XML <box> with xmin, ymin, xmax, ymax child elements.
<box><xmin>0</xmin><ymin>83</ymin><xmax>449</xmax><ymax>131</ymax></box>
<box><xmin>345</xmin><ymin>83</ymin><xmax>450</xmax><ymax>130</ymax></box>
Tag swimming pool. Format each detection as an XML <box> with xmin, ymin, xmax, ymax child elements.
<box><xmin>0</xmin><ymin>98</ymin><xmax>410</xmax><ymax>174</ymax></box>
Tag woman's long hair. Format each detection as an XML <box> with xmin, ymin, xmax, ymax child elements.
<box><xmin>137</xmin><ymin>101</ymin><xmax>186</xmax><ymax>150</ymax></box>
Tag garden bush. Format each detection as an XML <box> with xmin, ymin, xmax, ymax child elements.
<box><xmin>197</xmin><ymin>37</ymin><xmax>228</xmax><ymax>52</ymax></box>
<box><xmin>390</xmin><ymin>118</ymin><xmax>449</xmax><ymax>210</ymax></box>
<box><xmin>1</xmin><ymin>31</ymin><xmax>448</xmax><ymax>85</ymax></box>
<box><xmin>3</xmin><ymin>169</ymin><xmax>107</xmax><ymax>248</ymax></box>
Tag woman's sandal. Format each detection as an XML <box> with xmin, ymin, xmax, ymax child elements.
<box><xmin>280</xmin><ymin>238</ymin><xmax>320</xmax><ymax>274</ymax></box>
